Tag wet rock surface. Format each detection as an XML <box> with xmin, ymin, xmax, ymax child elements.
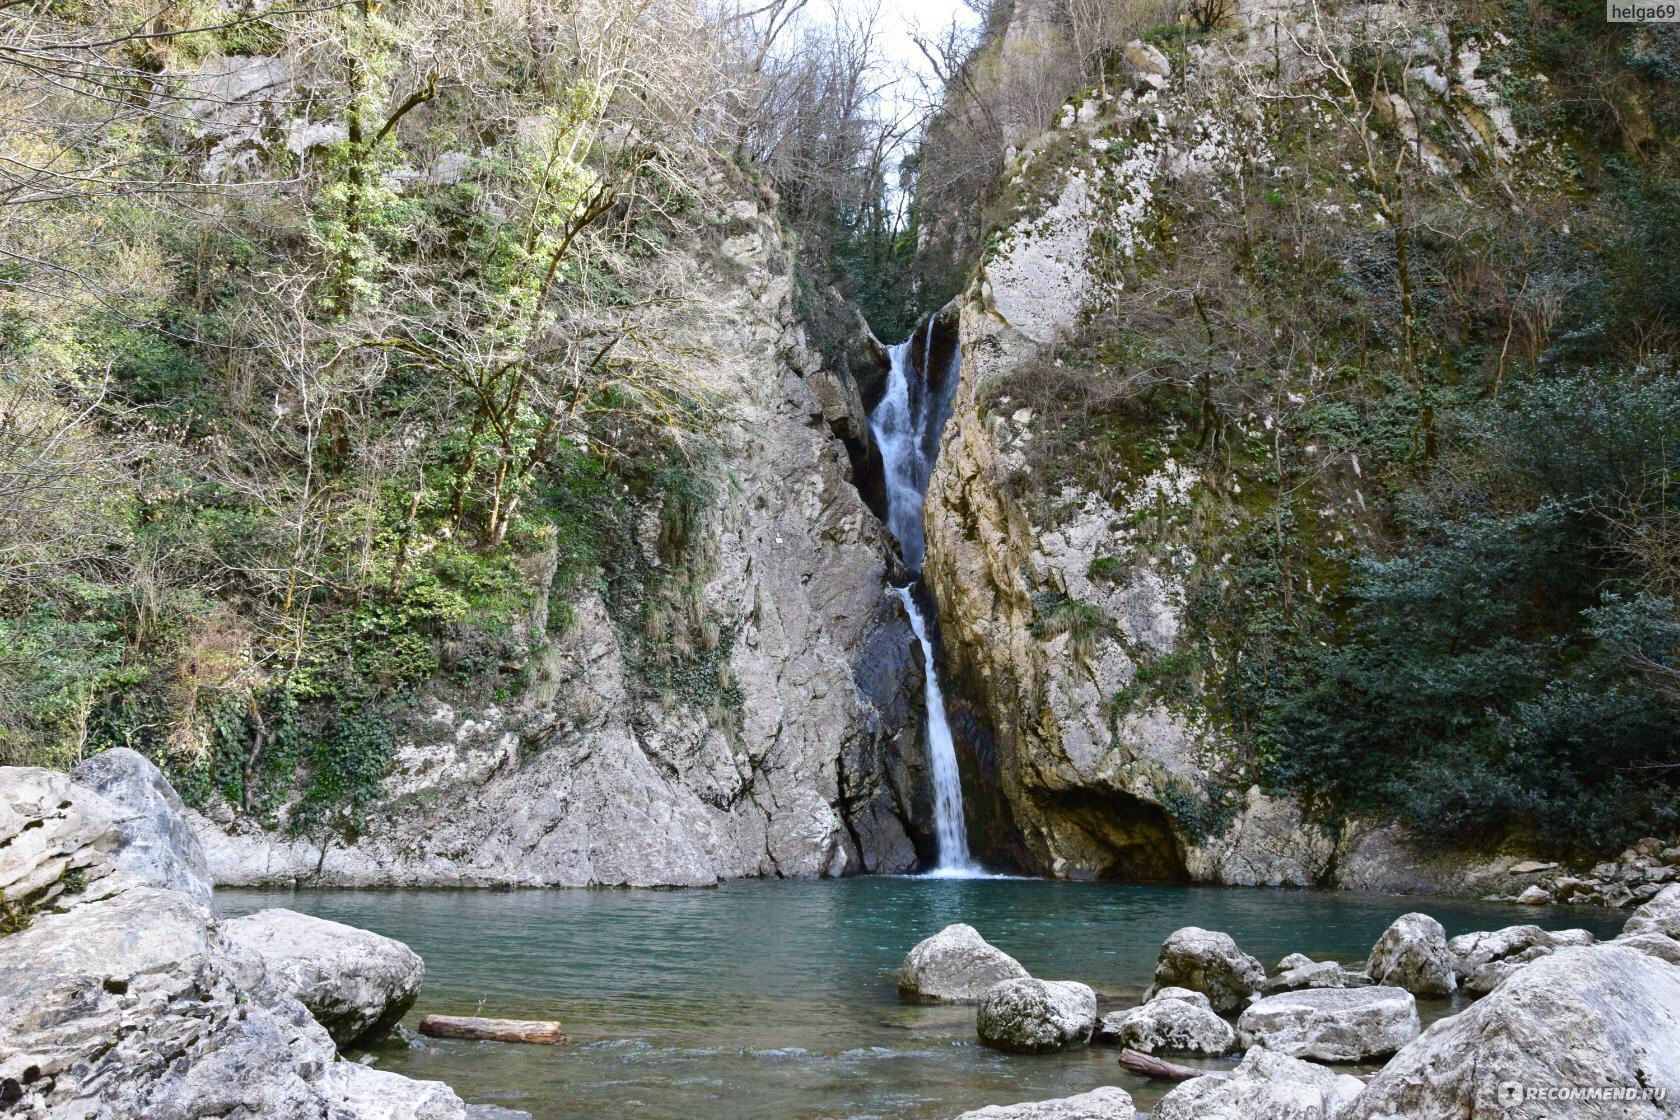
<box><xmin>975</xmin><ymin>979</ymin><xmax>1098</xmax><ymax>1054</ymax></box>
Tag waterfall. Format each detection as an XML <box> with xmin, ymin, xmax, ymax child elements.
<box><xmin>870</xmin><ymin>327</ymin><xmax>978</xmax><ymax>875</ymax></box>
<box><xmin>894</xmin><ymin>586</ymin><xmax>975</xmax><ymax>874</ymax></box>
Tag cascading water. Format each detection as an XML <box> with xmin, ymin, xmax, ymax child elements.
<box><xmin>893</xmin><ymin>586</ymin><xmax>973</xmax><ymax>874</ymax></box>
<box><xmin>870</xmin><ymin>328</ymin><xmax>978</xmax><ymax>875</ymax></box>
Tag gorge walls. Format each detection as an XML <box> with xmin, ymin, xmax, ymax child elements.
<box><xmin>196</xmin><ymin>200</ymin><xmax>934</xmax><ymax>887</ymax></box>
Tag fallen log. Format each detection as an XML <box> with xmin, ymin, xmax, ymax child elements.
<box><xmin>417</xmin><ymin>1015</ymin><xmax>568</xmax><ymax>1045</ymax></box>
<box><xmin>1118</xmin><ymin>1048</ymin><xmax>1207</xmax><ymax>1081</ymax></box>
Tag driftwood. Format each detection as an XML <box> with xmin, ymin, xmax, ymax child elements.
<box><xmin>1118</xmin><ymin>1048</ymin><xmax>1206</xmax><ymax>1081</ymax></box>
<box><xmin>417</xmin><ymin>1015</ymin><xmax>568</xmax><ymax>1045</ymax></box>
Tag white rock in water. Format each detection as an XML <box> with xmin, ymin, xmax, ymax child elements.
<box><xmin>1238</xmin><ymin>986</ymin><xmax>1421</xmax><ymax>1062</ymax></box>
<box><xmin>1096</xmin><ymin>994</ymin><xmax>1235</xmax><ymax>1056</ymax></box>
<box><xmin>1345</xmin><ymin>945</ymin><xmax>1680</xmax><ymax>1119</ymax></box>
<box><xmin>976</xmin><ymin>978</ymin><xmax>1098</xmax><ymax>1054</ymax></box>
<box><xmin>1267</xmin><ymin>960</ymin><xmax>1353</xmax><ymax>993</ymax></box>
<box><xmin>1149</xmin><ymin>927</ymin><xmax>1265</xmax><ymax>1014</ymax></box>
<box><xmin>1154</xmin><ymin>1046</ymin><xmax>1366</xmax><ymax>1120</ymax></box>
<box><xmin>224</xmin><ymin>908</ymin><xmax>425</xmax><ymax>1046</ymax></box>
<box><xmin>898</xmin><ymin>923</ymin><xmax>1030</xmax><ymax>1003</ymax></box>
<box><xmin>1151</xmin><ymin>985</ymin><xmax>1213</xmax><ymax>1009</ymax></box>
<box><xmin>72</xmin><ymin>747</ymin><xmax>215</xmax><ymax>910</ymax></box>
<box><xmin>1366</xmin><ymin>913</ymin><xmax>1456</xmax><ymax>996</ymax></box>
<box><xmin>956</xmin><ymin>1086</ymin><xmax>1135</xmax><ymax>1119</ymax></box>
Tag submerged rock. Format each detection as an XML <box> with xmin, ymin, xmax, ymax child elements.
<box><xmin>224</xmin><ymin>908</ymin><xmax>424</xmax><ymax>1046</ymax></box>
<box><xmin>1095</xmin><ymin>991</ymin><xmax>1235</xmax><ymax>1056</ymax></box>
<box><xmin>1345</xmin><ymin>945</ymin><xmax>1680</xmax><ymax>1119</ymax></box>
<box><xmin>1149</xmin><ymin>927</ymin><xmax>1265</xmax><ymax>1014</ymax></box>
<box><xmin>1154</xmin><ymin>1046</ymin><xmax>1366</xmax><ymax>1120</ymax></box>
<box><xmin>898</xmin><ymin>923</ymin><xmax>1030</xmax><ymax>1003</ymax></box>
<box><xmin>976</xmin><ymin>978</ymin><xmax>1098</xmax><ymax>1054</ymax></box>
<box><xmin>1366</xmin><ymin>913</ymin><xmax>1456</xmax><ymax>996</ymax></box>
<box><xmin>72</xmin><ymin>747</ymin><xmax>215</xmax><ymax>910</ymax></box>
<box><xmin>955</xmin><ymin>1085</ymin><xmax>1135</xmax><ymax>1119</ymax></box>
<box><xmin>1238</xmin><ymin>986</ymin><xmax>1420</xmax><ymax>1062</ymax></box>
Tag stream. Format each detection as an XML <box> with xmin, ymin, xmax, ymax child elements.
<box><xmin>222</xmin><ymin>879</ymin><xmax>1625</xmax><ymax>1119</ymax></box>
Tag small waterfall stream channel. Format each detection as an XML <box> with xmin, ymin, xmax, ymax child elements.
<box><xmin>867</xmin><ymin>323</ymin><xmax>977</xmax><ymax>876</ymax></box>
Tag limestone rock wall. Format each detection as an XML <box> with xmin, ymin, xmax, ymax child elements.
<box><xmin>918</xmin><ymin>0</ymin><xmax>1566</xmax><ymax>893</ymax></box>
<box><xmin>196</xmin><ymin>201</ymin><xmax>929</xmax><ymax>888</ymax></box>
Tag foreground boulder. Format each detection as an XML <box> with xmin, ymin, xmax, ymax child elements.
<box><xmin>1149</xmin><ymin>927</ymin><xmax>1264</xmax><ymax>1014</ymax></box>
<box><xmin>224</xmin><ymin>908</ymin><xmax>425</xmax><ymax>1046</ymax></box>
<box><xmin>1366</xmin><ymin>913</ymin><xmax>1455</xmax><ymax>996</ymax></box>
<box><xmin>1345</xmin><ymin>945</ymin><xmax>1680</xmax><ymax>1119</ymax></box>
<box><xmin>976</xmin><ymin>978</ymin><xmax>1097</xmax><ymax>1053</ymax></box>
<box><xmin>955</xmin><ymin>1086</ymin><xmax>1135</xmax><ymax>1119</ymax></box>
<box><xmin>0</xmin><ymin>759</ymin><xmax>465</xmax><ymax>1118</ymax></box>
<box><xmin>71</xmin><ymin>747</ymin><xmax>215</xmax><ymax>910</ymax></box>
<box><xmin>0</xmin><ymin>886</ymin><xmax>465</xmax><ymax>1118</ymax></box>
<box><xmin>898</xmin><ymin>923</ymin><xmax>1030</xmax><ymax>1003</ymax></box>
<box><xmin>1095</xmin><ymin>989</ymin><xmax>1234</xmax><ymax>1056</ymax></box>
<box><xmin>1238</xmin><ymin>986</ymin><xmax>1420</xmax><ymax>1062</ymax></box>
<box><xmin>1154</xmin><ymin>1046</ymin><xmax>1366</xmax><ymax>1120</ymax></box>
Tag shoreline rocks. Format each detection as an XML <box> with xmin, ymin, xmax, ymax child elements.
<box><xmin>899</xmin><ymin>924</ymin><xmax>1031</xmax><ymax>1003</ymax></box>
<box><xmin>976</xmin><ymin>979</ymin><xmax>1097</xmax><ymax>1054</ymax></box>
<box><xmin>1237</xmin><ymin>986</ymin><xmax>1421</xmax><ymax>1062</ymax></box>
<box><xmin>0</xmin><ymin>754</ymin><xmax>468</xmax><ymax>1118</ymax></box>
<box><xmin>1490</xmin><ymin>835</ymin><xmax>1680</xmax><ymax>908</ymax></box>
<box><xmin>1345</xmin><ymin>945</ymin><xmax>1680</xmax><ymax>1119</ymax></box>
<box><xmin>224</xmin><ymin>908</ymin><xmax>425</xmax><ymax>1047</ymax></box>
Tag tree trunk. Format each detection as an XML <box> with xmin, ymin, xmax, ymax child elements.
<box><xmin>1117</xmin><ymin>1048</ymin><xmax>1206</xmax><ymax>1081</ymax></box>
<box><xmin>418</xmin><ymin>1016</ymin><xmax>568</xmax><ymax>1044</ymax></box>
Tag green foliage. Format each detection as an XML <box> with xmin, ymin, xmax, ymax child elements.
<box><xmin>1030</xmin><ymin>589</ymin><xmax>1110</xmax><ymax>661</ymax></box>
<box><xmin>0</xmin><ymin>600</ymin><xmax>126</xmax><ymax>767</ymax></box>
<box><xmin>1256</xmin><ymin>372</ymin><xmax>1680</xmax><ymax>853</ymax></box>
<box><xmin>1158</xmin><ymin>775</ymin><xmax>1240</xmax><ymax>845</ymax></box>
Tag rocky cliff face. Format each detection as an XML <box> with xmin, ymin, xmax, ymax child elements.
<box><xmin>924</xmin><ymin>299</ymin><xmax>1213</xmax><ymax>882</ymax></box>
<box><xmin>196</xmin><ymin>201</ymin><xmax>931</xmax><ymax>887</ymax></box>
<box><xmin>919</xmin><ymin>0</ymin><xmax>1585</xmax><ymax>892</ymax></box>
